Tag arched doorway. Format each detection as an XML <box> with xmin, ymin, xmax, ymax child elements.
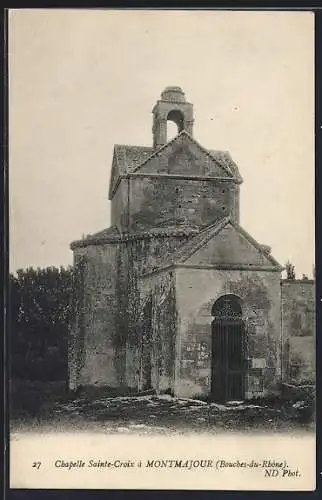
<box><xmin>211</xmin><ymin>295</ymin><xmax>246</xmax><ymax>402</ymax></box>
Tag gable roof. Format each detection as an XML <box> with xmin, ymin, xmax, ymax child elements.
<box><xmin>108</xmin><ymin>130</ymin><xmax>242</xmax><ymax>199</ymax></box>
<box><xmin>144</xmin><ymin>216</ymin><xmax>282</xmax><ymax>275</ymax></box>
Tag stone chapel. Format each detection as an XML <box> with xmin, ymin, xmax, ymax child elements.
<box><xmin>69</xmin><ymin>86</ymin><xmax>315</xmax><ymax>401</ymax></box>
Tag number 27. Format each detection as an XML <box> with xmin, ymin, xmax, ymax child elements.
<box><xmin>32</xmin><ymin>461</ymin><xmax>41</xmax><ymax>469</ymax></box>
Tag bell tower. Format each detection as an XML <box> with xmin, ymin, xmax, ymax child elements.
<box><xmin>152</xmin><ymin>86</ymin><xmax>194</xmax><ymax>149</ymax></box>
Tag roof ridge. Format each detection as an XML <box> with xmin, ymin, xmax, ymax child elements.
<box><xmin>114</xmin><ymin>144</ymin><xmax>153</xmax><ymax>150</ymax></box>
<box><xmin>84</xmin><ymin>225</ymin><xmax>120</xmax><ymax>239</ymax></box>
<box><xmin>71</xmin><ymin>225</ymin><xmax>202</xmax><ymax>249</ymax></box>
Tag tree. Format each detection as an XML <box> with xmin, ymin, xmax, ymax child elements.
<box><xmin>9</xmin><ymin>266</ymin><xmax>74</xmax><ymax>381</ymax></box>
<box><xmin>285</xmin><ymin>260</ymin><xmax>296</xmax><ymax>280</ymax></box>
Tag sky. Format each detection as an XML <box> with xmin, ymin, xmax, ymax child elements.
<box><xmin>9</xmin><ymin>9</ymin><xmax>315</xmax><ymax>277</ymax></box>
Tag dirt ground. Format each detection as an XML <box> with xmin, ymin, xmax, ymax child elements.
<box><xmin>10</xmin><ymin>387</ymin><xmax>316</xmax><ymax>435</ymax></box>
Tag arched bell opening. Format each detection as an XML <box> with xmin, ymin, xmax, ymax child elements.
<box><xmin>211</xmin><ymin>294</ymin><xmax>246</xmax><ymax>402</ymax></box>
<box><xmin>166</xmin><ymin>109</ymin><xmax>184</xmax><ymax>141</ymax></box>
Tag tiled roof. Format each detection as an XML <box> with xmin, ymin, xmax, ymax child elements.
<box><xmin>208</xmin><ymin>150</ymin><xmax>242</xmax><ymax>180</ymax></box>
<box><xmin>85</xmin><ymin>226</ymin><xmax>120</xmax><ymax>240</ymax></box>
<box><xmin>70</xmin><ymin>226</ymin><xmax>120</xmax><ymax>249</ymax></box>
<box><xmin>70</xmin><ymin>225</ymin><xmax>200</xmax><ymax>249</ymax></box>
<box><xmin>114</xmin><ymin>145</ymin><xmax>154</xmax><ymax>172</ymax></box>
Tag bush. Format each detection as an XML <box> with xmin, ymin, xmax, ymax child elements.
<box><xmin>10</xmin><ymin>379</ymin><xmax>70</xmax><ymax>419</ymax></box>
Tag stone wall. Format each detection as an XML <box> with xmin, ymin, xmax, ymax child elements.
<box><xmin>128</xmin><ymin>176</ymin><xmax>238</xmax><ymax>231</ymax></box>
<box><xmin>281</xmin><ymin>279</ymin><xmax>315</xmax><ymax>384</ymax></box>
<box><xmin>69</xmin><ymin>243</ymin><xmax>120</xmax><ymax>389</ymax></box>
<box><xmin>122</xmin><ymin>234</ymin><xmax>189</xmax><ymax>389</ymax></box>
<box><xmin>110</xmin><ymin>178</ymin><xmax>129</xmax><ymax>231</ymax></box>
<box><xmin>70</xmin><ymin>226</ymin><xmax>197</xmax><ymax>392</ymax></box>
<box><xmin>109</xmin><ymin>134</ymin><xmax>241</xmax><ymax>234</ymax></box>
<box><xmin>175</xmin><ymin>267</ymin><xmax>282</xmax><ymax>399</ymax></box>
<box><xmin>140</xmin><ymin>270</ymin><xmax>177</xmax><ymax>393</ymax></box>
